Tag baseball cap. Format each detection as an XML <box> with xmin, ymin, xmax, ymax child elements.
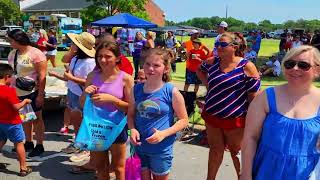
<box><xmin>190</xmin><ymin>29</ymin><xmax>199</xmax><ymax>35</ymax></box>
<box><xmin>217</xmin><ymin>21</ymin><xmax>228</xmax><ymax>28</ymax></box>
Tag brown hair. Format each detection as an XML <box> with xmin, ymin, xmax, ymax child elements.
<box><xmin>141</xmin><ymin>48</ymin><xmax>173</xmax><ymax>82</ymax></box>
<box><xmin>95</xmin><ymin>42</ymin><xmax>121</xmax><ymax>70</ymax></box>
<box><xmin>220</xmin><ymin>32</ymin><xmax>246</xmax><ymax>57</ymax></box>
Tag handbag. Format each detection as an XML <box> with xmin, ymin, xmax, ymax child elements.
<box><xmin>13</xmin><ymin>50</ymin><xmax>36</xmax><ymax>91</ymax></box>
<box><xmin>125</xmin><ymin>144</ymin><xmax>141</xmax><ymax>180</ymax></box>
<box><xmin>75</xmin><ymin>95</ymin><xmax>127</xmax><ymax>151</ymax></box>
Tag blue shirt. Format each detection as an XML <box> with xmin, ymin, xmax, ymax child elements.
<box><xmin>134</xmin><ymin>83</ymin><xmax>175</xmax><ymax>154</ymax></box>
<box><xmin>252</xmin><ymin>34</ymin><xmax>261</xmax><ymax>52</ymax></box>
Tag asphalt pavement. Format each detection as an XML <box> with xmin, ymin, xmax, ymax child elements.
<box><xmin>0</xmin><ymin>82</ymin><xmax>238</xmax><ymax>180</ymax></box>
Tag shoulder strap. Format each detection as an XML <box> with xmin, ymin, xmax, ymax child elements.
<box><xmin>265</xmin><ymin>87</ymin><xmax>277</xmax><ymax>112</ymax></box>
<box><xmin>71</xmin><ymin>57</ymin><xmax>83</xmax><ymax>91</ymax></box>
<box><xmin>71</xmin><ymin>57</ymin><xmax>80</xmax><ymax>75</ymax></box>
<box><xmin>13</xmin><ymin>50</ymin><xmax>19</xmax><ymax>75</ymax></box>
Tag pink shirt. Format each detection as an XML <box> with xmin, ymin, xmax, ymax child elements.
<box><xmin>8</xmin><ymin>47</ymin><xmax>46</xmax><ymax>96</ymax></box>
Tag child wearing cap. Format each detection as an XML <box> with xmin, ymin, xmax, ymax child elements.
<box><xmin>184</xmin><ymin>39</ymin><xmax>207</xmax><ymax>94</ymax></box>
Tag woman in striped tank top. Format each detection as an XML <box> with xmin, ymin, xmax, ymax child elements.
<box><xmin>197</xmin><ymin>32</ymin><xmax>261</xmax><ymax>179</ymax></box>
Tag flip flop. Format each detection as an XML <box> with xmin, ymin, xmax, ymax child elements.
<box><xmin>19</xmin><ymin>166</ymin><xmax>32</xmax><ymax>177</ymax></box>
<box><xmin>69</xmin><ymin>165</ymin><xmax>95</xmax><ymax>174</ymax></box>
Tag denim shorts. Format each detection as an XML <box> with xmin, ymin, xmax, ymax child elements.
<box><xmin>137</xmin><ymin>151</ymin><xmax>173</xmax><ymax>176</ymax></box>
<box><xmin>0</xmin><ymin>124</ymin><xmax>25</xmax><ymax>143</ymax></box>
<box><xmin>18</xmin><ymin>90</ymin><xmax>42</xmax><ymax>112</ymax></box>
<box><xmin>67</xmin><ymin>90</ymin><xmax>82</xmax><ymax>111</ymax></box>
<box><xmin>46</xmin><ymin>49</ymin><xmax>57</xmax><ymax>56</ymax></box>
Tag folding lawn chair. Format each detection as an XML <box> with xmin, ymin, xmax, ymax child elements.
<box><xmin>178</xmin><ymin>90</ymin><xmax>199</xmax><ymax>141</ymax></box>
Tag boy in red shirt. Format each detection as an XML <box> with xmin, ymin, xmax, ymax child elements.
<box><xmin>184</xmin><ymin>39</ymin><xmax>206</xmax><ymax>94</ymax></box>
<box><xmin>0</xmin><ymin>64</ymin><xmax>32</xmax><ymax>176</ymax></box>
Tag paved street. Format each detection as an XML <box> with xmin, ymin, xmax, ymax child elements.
<box><xmin>0</xmin><ymin>110</ymin><xmax>237</xmax><ymax>180</ymax></box>
<box><xmin>0</xmin><ymin>81</ymin><xmax>237</xmax><ymax>180</ymax></box>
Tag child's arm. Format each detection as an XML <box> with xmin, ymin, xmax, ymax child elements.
<box><xmin>146</xmin><ymin>87</ymin><xmax>188</xmax><ymax>144</ymax></box>
<box><xmin>13</xmin><ymin>99</ymin><xmax>32</xmax><ymax>111</ymax></box>
<box><xmin>48</xmin><ymin>71</ymin><xmax>67</xmax><ymax>81</ymax></box>
<box><xmin>127</xmin><ymin>87</ymin><xmax>141</xmax><ymax>146</ymax></box>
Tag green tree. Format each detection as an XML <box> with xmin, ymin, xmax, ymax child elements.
<box><xmin>0</xmin><ymin>0</ymin><xmax>21</xmax><ymax>25</ymax></box>
<box><xmin>81</xmin><ymin>0</ymin><xmax>148</xmax><ymax>25</ymax></box>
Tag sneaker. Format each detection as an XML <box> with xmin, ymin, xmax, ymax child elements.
<box><xmin>12</xmin><ymin>141</ymin><xmax>34</xmax><ymax>153</ymax></box>
<box><xmin>28</xmin><ymin>144</ymin><xmax>44</xmax><ymax>157</ymax></box>
<box><xmin>59</xmin><ymin>127</ymin><xmax>69</xmax><ymax>135</ymax></box>
<box><xmin>69</xmin><ymin>150</ymin><xmax>90</xmax><ymax>162</ymax></box>
<box><xmin>61</xmin><ymin>143</ymin><xmax>80</xmax><ymax>154</ymax></box>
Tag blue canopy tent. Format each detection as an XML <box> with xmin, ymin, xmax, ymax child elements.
<box><xmin>91</xmin><ymin>13</ymin><xmax>157</xmax><ymax>28</ymax></box>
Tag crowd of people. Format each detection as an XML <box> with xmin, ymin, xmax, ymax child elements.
<box><xmin>0</xmin><ymin>20</ymin><xmax>319</xmax><ymax>180</ymax></box>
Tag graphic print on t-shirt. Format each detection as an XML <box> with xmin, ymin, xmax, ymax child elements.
<box><xmin>137</xmin><ymin>98</ymin><xmax>161</xmax><ymax>119</ymax></box>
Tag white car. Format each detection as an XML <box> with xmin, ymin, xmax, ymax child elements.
<box><xmin>0</xmin><ymin>41</ymin><xmax>12</xmax><ymax>64</ymax></box>
<box><xmin>0</xmin><ymin>25</ymin><xmax>23</xmax><ymax>37</ymax></box>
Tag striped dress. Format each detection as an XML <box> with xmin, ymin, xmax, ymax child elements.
<box><xmin>200</xmin><ymin>58</ymin><xmax>260</xmax><ymax>120</ymax></box>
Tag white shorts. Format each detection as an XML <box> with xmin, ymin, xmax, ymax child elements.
<box><xmin>46</xmin><ymin>49</ymin><xmax>57</xmax><ymax>56</ymax></box>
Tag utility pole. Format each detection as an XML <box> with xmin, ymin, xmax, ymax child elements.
<box><xmin>225</xmin><ymin>4</ymin><xmax>228</xmax><ymax>18</ymax></box>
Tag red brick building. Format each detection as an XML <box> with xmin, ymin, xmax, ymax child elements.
<box><xmin>145</xmin><ymin>0</ymin><xmax>165</xmax><ymax>26</ymax></box>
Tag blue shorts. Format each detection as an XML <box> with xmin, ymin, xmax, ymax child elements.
<box><xmin>136</xmin><ymin>151</ymin><xmax>173</xmax><ymax>176</ymax></box>
<box><xmin>67</xmin><ymin>90</ymin><xmax>82</xmax><ymax>111</ymax></box>
<box><xmin>19</xmin><ymin>90</ymin><xmax>42</xmax><ymax>112</ymax></box>
<box><xmin>185</xmin><ymin>69</ymin><xmax>202</xmax><ymax>85</ymax></box>
<box><xmin>0</xmin><ymin>124</ymin><xmax>25</xmax><ymax>143</ymax></box>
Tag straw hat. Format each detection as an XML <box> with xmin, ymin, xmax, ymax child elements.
<box><xmin>67</xmin><ymin>32</ymin><xmax>96</xmax><ymax>57</ymax></box>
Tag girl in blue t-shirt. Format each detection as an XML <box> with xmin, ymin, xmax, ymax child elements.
<box><xmin>128</xmin><ymin>48</ymin><xmax>188</xmax><ymax>179</ymax></box>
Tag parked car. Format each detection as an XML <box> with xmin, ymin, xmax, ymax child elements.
<box><xmin>0</xmin><ymin>41</ymin><xmax>12</xmax><ymax>64</ymax></box>
<box><xmin>200</xmin><ymin>30</ymin><xmax>218</xmax><ymax>38</ymax></box>
<box><xmin>0</xmin><ymin>25</ymin><xmax>23</xmax><ymax>37</ymax></box>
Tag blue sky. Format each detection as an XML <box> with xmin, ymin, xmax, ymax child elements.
<box><xmin>153</xmin><ymin>0</ymin><xmax>320</xmax><ymax>24</ymax></box>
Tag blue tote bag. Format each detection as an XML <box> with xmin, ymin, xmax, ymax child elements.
<box><xmin>75</xmin><ymin>95</ymin><xmax>127</xmax><ymax>151</ymax></box>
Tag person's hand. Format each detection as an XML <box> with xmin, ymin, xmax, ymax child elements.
<box><xmin>85</xmin><ymin>85</ymin><xmax>98</xmax><ymax>95</ymax></box>
<box><xmin>91</xmin><ymin>93</ymin><xmax>116</xmax><ymax>104</ymax></box>
<box><xmin>23</xmin><ymin>99</ymin><xmax>32</xmax><ymax>104</ymax></box>
<box><xmin>130</xmin><ymin>128</ymin><xmax>141</xmax><ymax>146</ymax></box>
<box><xmin>145</xmin><ymin>128</ymin><xmax>166</xmax><ymax>144</ymax></box>
<box><xmin>35</xmin><ymin>95</ymin><xmax>44</xmax><ymax>108</ymax></box>
<box><xmin>204</xmin><ymin>56</ymin><xmax>214</xmax><ymax>64</ymax></box>
<box><xmin>63</xmin><ymin>71</ymin><xmax>73</xmax><ymax>80</ymax></box>
<box><xmin>48</xmin><ymin>71</ymin><xmax>59</xmax><ymax>77</ymax></box>
<box><xmin>64</xmin><ymin>64</ymin><xmax>69</xmax><ymax>71</ymax></box>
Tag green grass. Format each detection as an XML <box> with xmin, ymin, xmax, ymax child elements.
<box><xmin>53</xmin><ymin>38</ymin><xmax>316</xmax><ymax>125</ymax></box>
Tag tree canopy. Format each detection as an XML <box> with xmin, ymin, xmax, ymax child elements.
<box><xmin>167</xmin><ymin>16</ymin><xmax>320</xmax><ymax>32</ymax></box>
<box><xmin>81</xmin><ymin>0</ymin><xmax>149</xmax><ymax>25</ymax></box>
<box><xmin>0</xmin><ymin>0</ymin><xmax>21</xmax><ymax>24</ymax></box>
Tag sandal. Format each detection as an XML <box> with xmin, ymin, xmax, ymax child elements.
<box><xmin>0</xmin><ymin>163</ymin><xmax>7</xmax><ymax>169</ymax></box>
<box><xmin>69</xmin><ymin>165</ymin><xmax>95</xmax><ymax>174</ymax></box>
<box><xmin>19</xmin><ymin>166</ymin><xmax>32</xmax><ymax>177</ymax></box>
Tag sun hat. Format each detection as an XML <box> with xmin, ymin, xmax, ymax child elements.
<box><xmin>217</xmin><ymin>21</ymin><xmax>228</xmax><ymax>28</ymax></box>
<box><xmin>67</xmin><ymin>32</ymin><xmax>96</xmax><ymax>57</ymax></box>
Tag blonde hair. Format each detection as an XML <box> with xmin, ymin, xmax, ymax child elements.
<box><xmin>39</xmin><ymin>29</ymin><xmax>48</xmax><ymax>40</ymax></box>
<box><xmin>282</xmin><ymin>45</ymin><xmax>320</xmax><ymax>70</ymax></box>
<box><xmin>147</xmin><ymin>31</ymin><xmax>156</xmax><ymax>40</ymax></box>
<box><xmin>141</xmin><ymin>48</ymin><xmax>173</xmax><ymax>82</ymax></box>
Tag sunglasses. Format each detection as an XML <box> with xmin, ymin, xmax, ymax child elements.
<box><xmin>283</xmin><ymin>60</ymin><xmax>312</xmax><ymax>71</ymax></box>
<box><xmin>214</xmin><ymin>41</ymin><xmax>232</xmax><ymax>48</ymax></box>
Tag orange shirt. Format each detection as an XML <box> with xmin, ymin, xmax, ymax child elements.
<box><xmin>186</xmin><ymin>49</ymin><xmax>207</xmax><ymax>72</ymax></box>
<box><xmin>184</xmin><ymin>40</ymin><xmax>206</xmax><ymax>53</ymax></box>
